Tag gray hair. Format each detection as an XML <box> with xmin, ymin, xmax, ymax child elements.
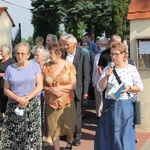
<box><xmin>64</xmin><ymin>35</ymin><xmax>77</xmax><ymax>44</ymax></box>
<box><xmin>100</xmin><ymin>38</ymin><xmax>109</xmax><ymax>45</ymax></box>
<box><xmin>14</xmin><ymin>42</ymin><xmax>31</xmax><ymax>54</ymax></box>
<box><xmin>35</xmin><ymin>36</ymin><xmax>44</xmax><ymax>43</ymax></box>
<box><xmin>36</xmin><ymin>48</ymin><xmax>50</xmax><ymax>61</ymax></box>
<box><xmin>59</xmin><ymin>33</ymin><xmax>70</xmax><ymax>41</ymax></box>
<box><xmin>0</xmin><ymin>45</ymin><xmax>11</xmax><ymax>54</ymax></box>
<box><xmin>47</xmin><ymin>34</ymin><xmax>58</xmax><ymax>44</ymax></box>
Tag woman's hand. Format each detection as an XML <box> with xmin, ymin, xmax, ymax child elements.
<box><xmin>121</xmin><ymin>86</ymin><xmax>131</xmax><ymax>94</ymax></box>
<box><xmin>106</xmin><ymin>68</ymin><xmax>114</xmax><ymax>77</ymax></box>
<box><xmin>18</xmin><ymin>96</ymin><xmax>29</xmax><ymax>108</ymax></box>
<box><xmin>49</xmin><ymin>86</ymin><xmax>63</xmax><ymax>97</ymax></box>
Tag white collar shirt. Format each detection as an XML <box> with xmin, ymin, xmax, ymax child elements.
<box><xmin>66</xmin><ymin>51</ymin><xmax>76</xmax><ymax>64</ymax></box>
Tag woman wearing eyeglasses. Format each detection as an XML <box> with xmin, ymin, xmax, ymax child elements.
<box><xmin>94</xmin><ymin>42</ymin><xmax>143</xmax><ymax>150</ymax></box>
<box><xmin>0</xmin><ymin>42</ymin><xmax>43</xmax><ymax>149</ymax></box>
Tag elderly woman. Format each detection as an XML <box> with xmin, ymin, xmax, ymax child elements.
<box><xmin>94</xmin><ymin>42</ymin><xmax>143</xmax><ymax>150</ymax></box>
<box><xmin>43</xmin><ymin>44</ymin><xmax>77</xmax><ymax>150</ymax></box>
<box><xmin>34</xmin><ymin>48</ymin><xmax>50</xmax><ymax>135</ymax></box>
<box><xmin>0</xmin><ymin>45</ymin><xmax>15</xmax><ymax>120</ymax></box>
<box><xmin>34</xmin><ymin>47</ymin><xmax>50</xmax><ymax>68</ymax></box>
<box><xmin>0</xmin><ymin>42</ymin><xmax>43</xmax><ymax>149</ymax></box>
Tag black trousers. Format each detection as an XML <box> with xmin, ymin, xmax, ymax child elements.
<box><xmin>0</xmin><ymin>89</ymin><xmax>8</xmax><ymax>113</ymax></box>
<box><xmin>74</xmin><ymin>96</ymin><xmax>82</xmax><ymax>141</ymax></box>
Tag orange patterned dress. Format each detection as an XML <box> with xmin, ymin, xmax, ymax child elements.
<box><xmin>43</xmin><ymin>61</ymin><xmax>77</xmax><ymax>137</ymax></box>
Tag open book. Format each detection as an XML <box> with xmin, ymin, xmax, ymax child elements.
<box><xmin>107</xmin><ymin>83</ymin><xmax>125</xmax><ymax>100</ymax></box>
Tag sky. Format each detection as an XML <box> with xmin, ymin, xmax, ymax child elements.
<box><xmin>0</xmin><ymin>0</ymin><xmax>34</xmax><ymax>40</ymax></box>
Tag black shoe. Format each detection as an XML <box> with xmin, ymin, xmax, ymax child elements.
<box><xmin>73</xmin><ymin>140</ymin><xmax>81</xmax><ymax>146</ymax></box>
<box><xmin>135</xmin><ymin>139</ymin><xmax>139</xmax><ymax>143</ymax></box>
<box><xmin>82</xmin><ymin>115</ymin><xmax>86</xmax><ymax>120</ymax></box>
<box><xmin>60</xmin><ymin>135</ymin><xmax>67</xmax><ymax>141</ymax></box>
<box><xmin>63</xmin><ymin>141</ymin><xmax>73</xmax><ymax>150</ymax></box>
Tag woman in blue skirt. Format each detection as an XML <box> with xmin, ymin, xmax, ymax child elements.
<box><xmin>94</xmin><ymin>42</ymin><xmax>143</xmax><ymax>150</ymax></box>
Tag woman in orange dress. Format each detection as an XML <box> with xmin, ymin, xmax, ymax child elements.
<box><xmin>43</xmin><ymin>44</ymin><xmax>77</xmax><ymax>150</ymax></box>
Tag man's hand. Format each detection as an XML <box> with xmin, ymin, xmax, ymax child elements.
<box><xmin>83</xmin><ymin>94</ymin><xmax>88</xmax><ymax>99</ymax></box>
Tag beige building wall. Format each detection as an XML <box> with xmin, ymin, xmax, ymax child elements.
<box><xmin>130</xmin><ymin>19</ymin><xmax>150</xmax><ymax>131</ymax></box>
<box><xmin>0</xmin><ymin>11</ymin><xmax>13</xmax><ymax>47</ymax></box>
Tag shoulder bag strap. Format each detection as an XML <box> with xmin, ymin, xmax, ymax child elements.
<box><xmin>113</xmin><ymin>68</ymin><xmax>121</xmax><ymax>84</ymax></box>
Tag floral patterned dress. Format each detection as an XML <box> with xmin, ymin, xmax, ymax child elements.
<box><xmin>43</xmin><ymin>61</ymin><xmax>77</xmax><ymax>137</ymax></box>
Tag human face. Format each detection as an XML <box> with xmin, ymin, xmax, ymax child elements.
<box><xmin>65</xmin><ymin>40</ymin><xmax>76</xmax><ymax>54</ymax></box>
<box><xmin>15</xmin><ymin>46</ymin><xmax>30</xmax><ymax>63</ymax></box>
<box><xmin>46</xmin><ymin>36</ymin><xmax>53</xmax><ymax>47</ymax></box>
<box><xmin>97</xmin><ymin>41</ymin><xmax>109</xmax><ymax>49</ymax></box>
<box><xmin>59</xmin><ymin>39</ymin><xmax>65</xmax><ymax>48</ymax></box>
<box><xmin>34</xmin><ymin>51</ymin><xmax>45</xmax><ymax>63</ymax></box>
<box><xmin>84</xmin><ymin>35</ymin><xmax>90</xmax><ymax>42</ymax></box>
<box><xmin>110</xmin><ymin>48</ymin><xmax>125</xmax><ymax>64</ymax></box>
<box><xmin>49</xmin><ymin>49</ymin><xmax>60</xmax><ymax>63</ymax></box>
<box><xmin>36</xmin><ymin>41</ymin><xmax>43</xmax><ymax>47</ymax></box>
<box><xmin>0</xmin><ymin>49</ymin><xmax>9</xmax><ymax>58</ymax></box>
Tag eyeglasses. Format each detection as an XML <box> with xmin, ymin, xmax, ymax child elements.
<box><xmin>16</xmin><ymin>52</ymin><xmax>26</xmax><ymax>56</ymax></box>
<box><xmin>110</xmin><ymin>53</ymin><xmax>122</xmax><ymax>57</ymax></box>
<box><xmin>99</xmin><ymin>44</ymin><xmax>108</xmax><ymax>46</ymax></box>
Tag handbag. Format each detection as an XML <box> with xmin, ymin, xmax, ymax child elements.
<box><xmin>113</xmin><ymin>69</ymin><xmax>141</xmax><ymax>125</ymax></box>
<box><xmin>133</xmin><ymin>101</ymin><xmax>141</xmax><ymax>125</ymax></box>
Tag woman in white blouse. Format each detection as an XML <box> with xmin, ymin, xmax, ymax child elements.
<box><xmin>94</xmin><ymin>41</ymin><xmax>143</xmax><ymax>150</ymax></box>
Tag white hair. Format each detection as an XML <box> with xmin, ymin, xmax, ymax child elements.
<box><xmin>65</xmin><ymin>35</ymin><xmax>77</xmax><ymax>44</ymax></box>
<box><xmin>36</xmin><ymin>48</ymin><xmax>50</xmax><ymax>61</ymax></box>
<box><xmin>0</xmin><ymin>45</ymin><xmax>11</xmax><ymax>54</ymax></box>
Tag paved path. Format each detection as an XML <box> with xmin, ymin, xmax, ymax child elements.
<box><xmin>0</xmin><ymin>100</ymin><xmax>150</xmax><ymax>150</ymax></box>
<box><xmin>42</xmin><ymin>100</ymin><xmax>150</xmax><ymax>150</ymax></box>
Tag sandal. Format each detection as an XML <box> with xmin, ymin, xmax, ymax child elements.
<box><xmin>63</xmin><ymin>141</ymin><xmax>73</xmax><ymax>150</ymax></box>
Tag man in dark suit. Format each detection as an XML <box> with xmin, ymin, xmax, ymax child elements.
<box><xmin>64</xmin><ymin>35</ymin><xmax>91</xmax><ymax>146</ymax></box>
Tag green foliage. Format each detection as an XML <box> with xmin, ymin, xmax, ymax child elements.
<box><xmin>26</xmin><ymin>36</ymin><xmax>34</xmax><ymax>49</ymax></box>
<box><xmin>21</xmin><ymin>36</ymin><xmax>34</xmax><ymax>49</ymax></box>
<box><xmin>21</xmin><ymin>38</ymin><xmax>26</xmax><ymax>42</ymax></box>
<box><xmin>31</xmin><ymin>0</ymin><xmax>131</xmax><ymax>41</ymax></box>
<box><xmin>31</xmin><ymin>0</ymin><xmax>61</xmax><ymax>41</ymax></box>
<box><xmin>110</xmin><ymin>0</ymin><xmax>131</xmax><ymax>39</ymax></box>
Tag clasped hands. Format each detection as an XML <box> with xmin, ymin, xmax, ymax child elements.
<box><xmin>18</xmin><ymin>96</ymin><xmax>30</xmax><ymax>108</ymax></box>
<box><xmin>49</xmin><ymin>86</ymin><xmax>63</xmax><ymax>97</ymax></box>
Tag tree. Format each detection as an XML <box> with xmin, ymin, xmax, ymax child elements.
<box><xmin>110</xmin><ymin>0</ymin><xmax>131</xmax><ymax>39</ymax></box>
<box><xmin>62</xmin><ymin>0</ymin><xmax>112</xmax><ymax>40</ymax></box>
<box><xmin>31</xmin><ymin>0</ymin><xmax>61</xmax><ymax>42</ymax></box>
<box><xmin>31</xmin><ymin>0</ymin><xmax>131</xmax><ymax>40</ymax></box>
<box><xmin>83</xmin><ymin>0</ymin><xmax>112</xmax><ymax>40</ymax></box>
<box><xmin>26</xmin><ymin>36</ymin><xmax>34</xmax><ymax>49</ymax></box>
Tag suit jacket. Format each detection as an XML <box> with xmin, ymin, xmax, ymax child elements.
<box><xmin>65</xmin><ymin>46</ymin><xmax>91</xmax><ymax>101</ymax></box>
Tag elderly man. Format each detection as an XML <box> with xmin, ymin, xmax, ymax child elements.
<box><xmin>64</xmin><ymin>35</ymin><xmax>91</xmax><ymax>146</ymax></box>
<box><xmin>45</xmin><ymin>34</ymin><xmax>58</xmax><ymax>50</ymax></box>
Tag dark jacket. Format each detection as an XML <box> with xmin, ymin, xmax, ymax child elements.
<box><xmin>65</xmin><ymin>46</ymin><xmax>91</xmax><ymax>101</ymax></box>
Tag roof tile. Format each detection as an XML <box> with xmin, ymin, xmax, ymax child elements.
<box><xmin>127</xmin><ymin>0</ymin><xmax>150</xmax><ymax>20</ymax></box>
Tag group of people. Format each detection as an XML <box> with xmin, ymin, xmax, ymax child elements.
<box><xmin>0</xmin><ymin>32</ymin><xmax>143</xmax><ymax>150</ymax></box>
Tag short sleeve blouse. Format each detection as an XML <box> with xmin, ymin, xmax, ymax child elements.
<box><xmin>97</xmin><ymin>64</ymin><xmax>143</xmax><ymax>99</ymax></box>
<box><xmin>43</xmin><ymin>61</ymin><xmax>76</xmax><ymax>109</ymax></box>
<box><xmin>3</xmin><ymin>61</ymin><xmax>41</xmax><ymax>97</ymax></box>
